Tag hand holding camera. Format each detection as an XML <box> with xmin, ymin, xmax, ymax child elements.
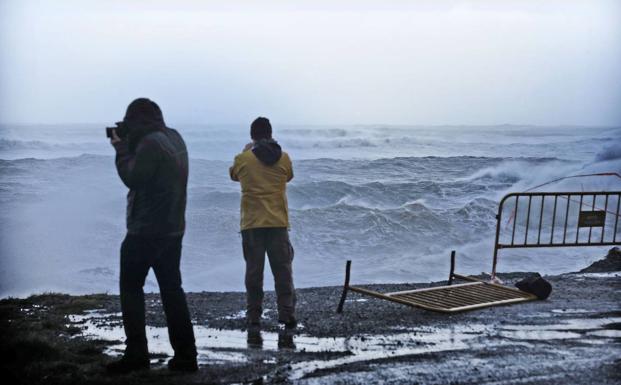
<box><xmin>109</xmin><ymin>129</ymin><xmax>122</xmax><ymax>144</ymax></box>
<box><xmin>106</xmin><ymin>121</ymin><xmax>129</xmax><ymax>144</ymax></box>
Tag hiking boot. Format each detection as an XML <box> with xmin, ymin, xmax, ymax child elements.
<box><xmin>247</xmin><ymin>323</ymin><xmax>263</xmax><ymax>348</ymax></box>
<box><xmin>106</xmin><ymin>356</ymin><xmax>150</xmax><ymax>374</ymax></box>
<box><xmin>167</xmin><ymin>356</ymin><xmax>198</xmax><ymax>372</ymax></box>
<box><xmin>277</xmin><ymin>330</ymin><xmax>296</xmax><ymax>350</ymax></box>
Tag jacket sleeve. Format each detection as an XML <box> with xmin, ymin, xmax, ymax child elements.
<box><xmin>229</xmin><ymin>155</ymin><xmax>240</xmax><ymax>182</ymax></box>
<box><xmin>113</xmin><ymin>138</ymin><xmax>160</xmax><ymax>189</ymax></box>
<box><xmin>286</xmin><ymin>154</ymin><xmax>294</xmax><ymax>182</ymax></box>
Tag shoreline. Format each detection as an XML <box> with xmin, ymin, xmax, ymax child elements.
<box><xmin>1</xmin><ymin>249</ymin><xmax>620</xmax><ymax>384</ymax></box>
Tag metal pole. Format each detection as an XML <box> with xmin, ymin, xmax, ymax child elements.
<box><xmin>537</xmin><ymin>196</ymin><xmax>545</xmax><ymax>245</ymax></box>
<box><xmin>550</xmin><ymin>195</ymin><xmax>558</xmax><ymax>244</ymax></box>
<box><xmin>492</xmin><ymin>196</ymin><xmax>509</xmax><ymax>280</ymax></box>
<box><xmin>562</xmin><ymin>194</ymin><xmax>571</xmax><ymax>243</ymax></box>
<box><xmin>336</xmin><ymin>260</ymin><xmax>352</xmax><ymax>313</ymax></box>
<box><xmin>601</xmin><ymin>194</ymin><xmax>609</xmax><ymax>243</ymax></box>
<box><xmin>511</xmin><ymin>196</ymin><xmax>519</xmax><ymax>245</ymax></box>
<box><xmin>448</xmin><ymin>250</ymin><xmax>456</xmax><ymax>285</ymax></box>
<box><xmin>614</xmin><ymin>195</ymin><xmax>620</xmax><ymax>243</ymax></box>
<box><xmin>588</xmin><ymin>194</ymin><xmax>596</xmax><ymax>243</ymax></box>
<box><xmin>524</xmin><ymin>196</ymin><xmax>532</xmax><ymax>244</ymax></box>
<box><xmin>575</xmin><ymin>194</ymin><xmax>583</xmax><ymax>244</ymax></box>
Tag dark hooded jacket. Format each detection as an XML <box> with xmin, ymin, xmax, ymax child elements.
<box><xmin>113</xmin><ymin>98</ymin><xmax>188</xmax><ymax>236</ymax></box>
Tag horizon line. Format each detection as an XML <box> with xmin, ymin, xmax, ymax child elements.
<box><xmin>1</xmin><ymin>122</ymin><xmax>620</xmax><ymax>129</ymax></box>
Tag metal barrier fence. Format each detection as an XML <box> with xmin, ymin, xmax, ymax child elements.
<box><xmin>491</xmin><ymin>191</ymin><xmax>621</xmax><ymax>278</ymax></box>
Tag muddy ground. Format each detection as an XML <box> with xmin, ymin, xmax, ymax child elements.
<box><xmin>1</xmin><ymin>249</ymin><xmax>620</xmax><ymax>384</ymax></box>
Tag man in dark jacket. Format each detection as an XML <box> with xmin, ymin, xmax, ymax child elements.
<box><xmin>107</xmin><ymin>98</ymin><xmax>197</xmax><ymax>374</ymax></box>
<box><xmin>229</xmin><ymin>117</ymin><xmax>296</xmax><ymax>330</ymax></box>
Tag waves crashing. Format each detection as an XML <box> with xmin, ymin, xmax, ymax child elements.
<box><xmin>1</xmin><ymin>125</ymin><xmax>619</xmax><ymax>295</ymax></box>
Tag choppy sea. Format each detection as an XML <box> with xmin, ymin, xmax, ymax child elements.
<box><xmin>1</xmin><ymin>124</ymin><xmax>620</xmax><ymax>297</ymax></box>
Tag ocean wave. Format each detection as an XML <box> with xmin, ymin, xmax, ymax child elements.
<box><xmin>288</xmin><ymin>180</ymin><xmax>465</xmax><ymax>210</ymax></box>
<box><xmin>0</xmin><ymin>153</ymin><xmax>110</xmax><ymax>168</ymax></box>
<box><xmin>0</xmin><ymin>138</ymin><xmax>101</xmax><ymax>151</ymax></box>
<box><xmin>460</xmin><ymin>158</ymin><xmax>582</xmax><ymax>188</ymax></box>
<box><xmin>595</xmin><ymin>142</ymin><xmax>621</xmax><ymax>161</ymax></box>
<box><xmin>280</xmin><ymin>127</ymin><xmax>352</xmax><ymax>138</ymax></box>
<box><xmin>289</xmin><ymin>198</ymin><xmax>498</xmax><ymax>254</ymax></box>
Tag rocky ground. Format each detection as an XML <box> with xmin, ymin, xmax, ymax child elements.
<box><xmin>1</xmin><ymin>248</ymin><xmax>620</xmax><ymax>384</ymax></box>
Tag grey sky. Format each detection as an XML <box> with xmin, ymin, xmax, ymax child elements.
<box><xmin>1</xmin><ymin>0</ymin><xmax>620</xmax><ymax>126</ymax></box>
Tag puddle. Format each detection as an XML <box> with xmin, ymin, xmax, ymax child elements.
<box><xmin>67</xmin><ymin>311</ymin><xmax>621</xmax><ymax>380</ymax></box>
<box><xmin>499</xmin><ymin>330</ymin><xmax>582</xmax><ymax>340</ymax></box>
<box><xmin>498</xmin><ymin>317</ymin><xmax>621</xmax><ymax>341</ymax></box>
<box><xmin>285</xmin><ymin>324</ymin><xmax>489</xmax><ymax>380</ymax></box>
<box><xmin>20</xmin><ymin>304</ymin><xmax>47</xmax><ymax>314</ymax></box>
<box><xmin>221</xmin><ymin>309</ymin><xmax>272</xmax><ymax>321</ymax></box>
<box><xmin>501</xmin><ymin>317</ymin><xmax>621</xmax><ymax>332</ymax></box>
<box><xmin>587</xmin><ymin>330</ymin><xmax>621</xmax><ymax>338</ymax></box>
<box><xmin>551</xmin><ymin>309</ymin><xmax>593</xmax><ymax>314</ymax></box>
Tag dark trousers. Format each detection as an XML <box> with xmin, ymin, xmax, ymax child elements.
<box><xmin>120</xmin><ymin>234</ymin><xmax>197</xmax><ymax>359</ymax></box>
<box><xmin>241</xmin><ymin>227</ymin><xmax>296</xmax><ymax>323</ymax></box>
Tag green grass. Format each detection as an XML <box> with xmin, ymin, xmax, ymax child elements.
<box><xmin>0</xmin><ymin>294</ymin><xmax>116</xmax><ymax>385</ymax></box>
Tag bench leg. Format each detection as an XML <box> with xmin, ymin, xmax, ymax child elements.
<box><xmin>447</xmin><ymin>250</ymin><xmax>456</xmax><ymax>285</ymax></box>
<box><xmin>336</xmin><ymin>260</ymin><xmax>352</xmax><ymax>313</ymax></box>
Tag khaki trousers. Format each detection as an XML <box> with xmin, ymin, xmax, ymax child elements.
<box><xmin>241</xmin><ymin>227</ymin><xmax>296</xmax><ymax>323</ymax></box>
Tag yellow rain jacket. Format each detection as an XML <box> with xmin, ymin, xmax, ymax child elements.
<box><xmin>229</xmin><ymin>142</ymin><xmax>293</xmax><ymax>230</ymax></box>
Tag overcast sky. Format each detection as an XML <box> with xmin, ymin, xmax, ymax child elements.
<box><xmin>1</xmin><ymin>0</ymin><xmax>620</xmax><ymax>126</ymax></box>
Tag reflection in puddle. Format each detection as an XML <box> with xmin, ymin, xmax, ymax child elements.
<box><xmin>551</xmin><ymin>309</ymin><xmax>592</xmax><ymax>314</ymax></box>
<box><xmin>221</xmin><ymin>309</ymin><xmax>272</xmax><ymax>320</ymax></box>
<box><xmin>587</xmin><ymin>330</ymin><xmax>621</xmax><ymax>338</ymax></box>
<box><xmin>68</xmin><ymin>311</ymin><xmax>621</xmax><ymax>380</ymax></box>
<box><xmin>499</xmin><ymin>330</ymin><xmax>582</xmax><ymax>340</ymax></box>
<box><xmin>497</xmin><ymin>317</ymin><xmax>621</xmax><ymax>341</ymax></box>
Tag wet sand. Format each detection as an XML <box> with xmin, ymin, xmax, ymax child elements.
<box><xmin>2</xmin><ymin>251</ymin><xmax>620</xmax><ymax>384</ymax></box>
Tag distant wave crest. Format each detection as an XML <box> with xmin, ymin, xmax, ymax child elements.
<box><xmin>595</xmin><ymin>142</ymin><xmax>621</xmax><ymax>161</ymax></box>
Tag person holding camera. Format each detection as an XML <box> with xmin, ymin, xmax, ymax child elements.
<box><xmin>107</xmin><ymin>98</ymin><xmax>197</xmax><ymax>374</ymax></box>
<box><xmin>229</xmin><ymin>117</ymin><xmax>297</xmax><ymax>330</ymax></box>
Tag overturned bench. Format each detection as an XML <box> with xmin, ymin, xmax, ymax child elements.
<box><xmin>337</xmin><ymin>190</ymin><xmax>621</xmax><ymax>314</ymax></box>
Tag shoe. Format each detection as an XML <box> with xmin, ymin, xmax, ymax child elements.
<box><xmin>279</xmin><ymin>317</ymin><xmax>297</xmax><ymax>330</ymax></box>
<box><xmin>277</xmin><ymin>331</ymin><xmax>296</xmax><ymax>350</ymax></box>
<box><xmin>168</xmin><ymin>356</ymin><xmax>198</xmax><ymax>372</ymax></box>
<box><xmin>247</xmin><ymin>325</ymin><xmax>263</xmax><ymax>348</ymax></box>
<box><xmin>106</xmin><ymin>356</ymin><xmax>150</xmax><ymax>374</ymax></box>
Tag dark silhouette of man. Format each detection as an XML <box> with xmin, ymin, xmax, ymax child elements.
<box><xmin>230</xmin><ymin>117</ymin><xmax>297</xmax><ymax>329</ymax></box>
<box><xmin>107</xmin><ymin>98</ymin><xmax>197</xmax><ymax>374</ymax></box>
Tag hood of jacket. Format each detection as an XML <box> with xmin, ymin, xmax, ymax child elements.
<box><xmin>252</xmin><ymin>139</ymin><xmax>282</xmax><ymax>166</ymax></box>
<box><xmin>123</xmin><ymin>98</ymin><xmax>166</xmax><ymax>153</ymax></box>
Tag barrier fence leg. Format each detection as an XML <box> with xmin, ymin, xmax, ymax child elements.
<box><xmin>336</xmin><ymin>260</ymin><xmax>352</xmax><ymax>313</ymax></box>
<box><xmin>448</xmin><ymin>250</ymin><xmax>456</xmax><ymax>285</ymax></box>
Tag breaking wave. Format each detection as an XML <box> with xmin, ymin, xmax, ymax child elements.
<box><xmin>595</xmin><ymin>142</ymin><xmax>621</xmax><ymax>162</ymax></box>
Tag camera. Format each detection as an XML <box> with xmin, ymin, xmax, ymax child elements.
<box><xmin>105</xmin><ymin>121</ymin><xmax>130</xmax><ymax>139</ymax></box>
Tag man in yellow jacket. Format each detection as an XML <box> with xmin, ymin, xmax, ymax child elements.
<box><xmin>229</xmin><ymin>117</ymin><xmax>296</xmax><ymax>329</ymax></box>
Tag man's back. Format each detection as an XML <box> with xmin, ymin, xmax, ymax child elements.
<box><xmin>230</xmin><ymin>144</ymin><xmax>293</xmax><ymax>230</ymax></box>
<box><xmin>115</xmin><ymin>127</ymin><xmax>189</xmax><ymax>236</ymax></box>
<box><xmin>229</xmin><ymin>117</ymin><xmax>297</xmax><ymax>327</ymax></box>
<box><xmin>108</xmin><ymin>98</ymin><xmax>197</xmax><ymax>375</ymax></box>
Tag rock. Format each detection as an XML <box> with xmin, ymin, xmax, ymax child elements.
<box><xmin>515</xmin><ymin>275</ymin><xmax>552</xmax><ymax>299</ymax></box>
<box><xmin>579</xmin><ymin>247</ymin><xmax>621</xmax><ymax>273</ymax></box>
